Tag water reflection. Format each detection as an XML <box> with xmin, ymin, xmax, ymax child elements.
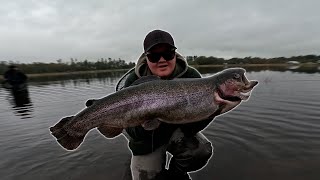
<box><xmin>287</xmin><ymin>65</ymin><xmax>300</xmax><ymax>70</ymax></box>
<box><xmin>0</xmin><ymin>68</ymin><xmax>320</xmax><ymax>180</ymax></box>
<box><xmin>7</xmin><ymin>86</ymin><xmax>33</xmax><ymax>119</ymax></box>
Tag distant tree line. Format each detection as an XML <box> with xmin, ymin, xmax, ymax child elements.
<box><xmin>1</xmin><ymin>54</ymin><xmax>319</xmax><ymax>75</ymax></box>
<box><xmin>186</xmin><ymin>54</ymin><xmax>320</xmax><ymax>65</ymax></box>
<box><xmin>0</xmin><ymin>58</ymin><xmax>135</xmax><ymax>74</ymax></box>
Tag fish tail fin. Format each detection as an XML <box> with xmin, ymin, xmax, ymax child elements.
<box><xmin>49</xmin><ymin>116</ymin><xmax>74</xmax><ymax>132</ymax></box>
<box><xmin>49</xmin><ymin>116</ymin><xmax>85</xmax><ymax>150</ymax></box>
<box><xmin>51</xmin><ymin>128</ymin><xmax>85</xmax><ymax>150</ymax></box>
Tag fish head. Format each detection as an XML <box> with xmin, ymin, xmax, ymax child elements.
<box><xmin>214</xmin><ymin>68</ymin><xmax>258</xmax><ymax>114</ymax></box>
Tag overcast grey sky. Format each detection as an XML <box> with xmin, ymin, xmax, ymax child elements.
<box><xmin>1</xmin><ymin>0</ymin><xmax>319</xmax><ymax>63</ymax></box>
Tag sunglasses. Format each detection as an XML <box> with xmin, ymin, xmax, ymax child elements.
<box><xmin>145</xmin><ymin>50</ymin><xmax>176</xmax><ymax>63</ymax></box>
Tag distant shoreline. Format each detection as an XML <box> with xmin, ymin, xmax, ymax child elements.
<box><xmin>0</xmin><ymin>69</ymin><xmax>130</xmax><ymax>80</ymax></box>
<box><xmin>27</xmin><ymin>68</ymin><xmax>129</xmax><ymax>78</ymax></box>
<box><xmin>1</xmin><ymin>63</ymin><xmax>318</xmax><ymax>80</ymax></box>
<box><xmin>192</xmin><ymin>62</ymin><xmax>318</xmax><ymax>67</ymax></box>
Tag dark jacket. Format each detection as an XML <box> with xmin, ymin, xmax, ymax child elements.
<box><xmin>117</xmin><ymin>52</ymin><xmax>213</xmax><ymax>155</ymax></box>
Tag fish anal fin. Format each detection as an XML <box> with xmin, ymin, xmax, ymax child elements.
<box><xmin>141</xmin><ymin>119</ymin><xmax>161</xmax><ymax>130</ymax></box>
<box><xmin>97</xmin><ymin>125</ymin><xmax>123</xmax><ymax>138</ymax></box>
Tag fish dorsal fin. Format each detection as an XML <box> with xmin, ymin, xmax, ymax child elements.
<box><xmin>131</xmin><ymin>75</ymin><xmax>161</xmax><ymax>86</ymax></box>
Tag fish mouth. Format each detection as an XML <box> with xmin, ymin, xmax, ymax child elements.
<box><xmin>214</xmin><ymin>80</ymin><xmax>258</xmax><ymax>115</ymax></box>
<box><xmin>217</xmin><ymin>80</ymin><xmax>258</xmax><ymax>102</ymax></box>
<box><xmin>238</xmin><ymin>91</ymin><xmax>251</xmax><ymax>100</ymax></box>
<box><xmin>241</xmin><ymin>80</ymin><xmax>258</xmax><ymax>100</ymax></box>
<box><xmin>217</xmin><ymin>88</ymin><xmax>242</xmax><ymax>102</ymax></box>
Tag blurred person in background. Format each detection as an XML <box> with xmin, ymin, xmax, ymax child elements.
<box><xmin>3</xmin><ymin>65</ymin><xmax>28</xmax><ymax>91</ymax></box>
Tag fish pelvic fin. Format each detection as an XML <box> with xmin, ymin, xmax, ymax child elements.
<box><xmin>49</xmin><ymin>116</ymin><xmax>85</xmax><ymax>151</ymax></box>
<box><xmin>97</xmin><ymin>125</ymin><xmax>123</xmax><ymax>139</ymax></box>
<box><xmin>141</xmin><ymin>119</ymin><xmax>161</xmax><ymax>130</ymax></box>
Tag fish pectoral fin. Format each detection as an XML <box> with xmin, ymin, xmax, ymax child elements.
<box><xmin>141</xmin><ymin>119</ymin><xmax>161</xmax><ymax>130</ymax></box>
<box><xmin>97</xmin><ymin>125</ymin><xmax>123</xmax><ymax>139</ymax></box>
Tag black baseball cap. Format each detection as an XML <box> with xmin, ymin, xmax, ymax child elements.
<box><xmin>143</xmin><ymin>30</ymin><xmax>176</xmax><ymax>52</ymax></box>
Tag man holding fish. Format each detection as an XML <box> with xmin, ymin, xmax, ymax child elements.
<box><xmin>118</xmin><ymin>29</ymin><xmax>214</xmax><ymax>180</ymax></box>
<box><xmin>50</xmin><ymin>30</ymin><xmax>258</xmax><ymax>180</ymax></box>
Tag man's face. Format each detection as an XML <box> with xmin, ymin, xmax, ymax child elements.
<box><xmin>146</xmin><ymin>44</ymin><xmax>176</xmax><ymax>78</ymax></box>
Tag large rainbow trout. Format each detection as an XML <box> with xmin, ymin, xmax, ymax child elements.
<box><xmin>50</xmin><ymin>68</ymin><xmax>258</xmax><ymax>150</ymax></box>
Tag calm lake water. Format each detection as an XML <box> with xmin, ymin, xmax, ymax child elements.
<box><xmin>0</xmin><ymin>67</ymin><xmax>320</xmax><ymax>180</ymax></box>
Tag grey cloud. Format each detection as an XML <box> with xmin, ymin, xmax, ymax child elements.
<box><xmin>0</xmin><ymin>0</ymin><xmax>319</xmax><ymax>63</ymax></box>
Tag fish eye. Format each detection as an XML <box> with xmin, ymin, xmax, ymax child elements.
<box><xmin>233</xmin><ymin>73</ymin><xmax>240</xmax><ymax>79</ymax></box>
